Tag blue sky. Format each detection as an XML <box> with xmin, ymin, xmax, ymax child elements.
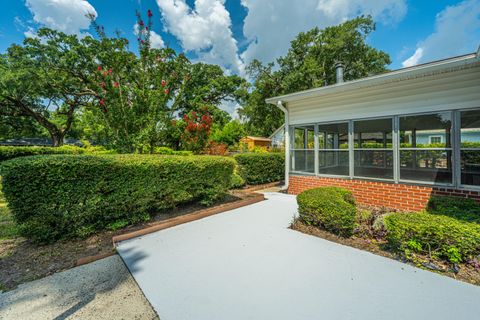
<box><xmin>1</xmin><ymin>1</ymin><xmax>479</xmax><ymax>74</ymax></box>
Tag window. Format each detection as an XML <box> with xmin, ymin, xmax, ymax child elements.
<box><xmin>318</xmin><ymin>122</ymin><xmax>349</xmax><ymax>176</ymax></box>
<box><xmin>460</xmin><ymin>110</ymin><xmax>480</xmax><ymax>186</ymax></box>
<box><xmin>290</xmin><ymin>125</ymin><xmax>315</xmax><ymax>173</ymax></box>
<box><xmin>399</xmin><ymin>112</ymin><xmax>452</xmax><ymax>184</ymax></box>
<box><xmin>353</xmin><ymin>118</ymin><xmax>393</xmax><ymax>179</ymax></box>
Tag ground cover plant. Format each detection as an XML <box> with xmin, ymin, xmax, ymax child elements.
<box><xmin>1</xmin><ymin>154</ymin><xmax>235</xmax><ymax>243</ymax></box>
<box><xmin>292</xmin><ymin>187</ymin><xmax>480</xmax><ymax>285</ymax></box>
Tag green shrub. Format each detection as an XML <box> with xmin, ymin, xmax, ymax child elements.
<box><xmin>0</xmin><ymin>145</ymin><xmax>114</xmax><ymax>161</ymax></box>
<box><xmin>230</xmin><ymin>172</ymin><xmax>246</xmax><ymax>189</ymax></box>
<box><xmin>297</xmin><ymin>187</ymin><xmax>357</xmax><ymax>237</ymax></box>
<box><xmin>427</xmin><ymin>196</ymin><xmax>480</xmax><ymax>223</ymax></box>
<box><xmin>385</xmin><ymin>212</ymin><xmax>480</xmax><ymax>263</ymax></box>
<box><xmin>1</xmin><ymin>154</ymin><xmax>235</xmax><ymax>243</ymax></box>
<box><xmin>152</xmin><ymin>147</ymin><xmax>193</xmax><ymax>156</ymax></box>
<box><xmin>233</xmin><ymin>153</ymin><xmax>284</xmax><ymax>185</ymax></box>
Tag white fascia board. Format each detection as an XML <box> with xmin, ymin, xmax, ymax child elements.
<box><xmin>265</xmin><ymin>53</ymin><xmax>478</xmax><ymax>105</ymax></box>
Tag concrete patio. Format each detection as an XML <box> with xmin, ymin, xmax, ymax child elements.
<box><xmin>117</xmin><ymin>192</ymin><xmax>480</xmax><ymax>320</ymax></box>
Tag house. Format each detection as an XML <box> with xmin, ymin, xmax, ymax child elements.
<box><xmin>266</xmin><ymin>50</ymin><xmax>480</xmax><ymax>211</ymax></box>
<box><xmin>269</xmin><ymin>125</ymin><xmax>285</xmax><ymax>149</ymax></box>
<box><xmin>240</xmin><ymin>136</ymin><xmax>271</xmax><ymax>150</ymax></box>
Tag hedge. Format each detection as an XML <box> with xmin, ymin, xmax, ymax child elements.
<box><xmin>1</xmin><ymin>154</ymin><xmax>235</xmax><ymax>242</ymax></box>
<box><xmin>427</xmin><ymin>196</ymin><xmax>480</xmax><ymax>223</ymax></box>
<box><xmin>233</xmin><ymin>153</ymin><xmax>284</xmax><ymax>185</ymax></box>
<box><xmin>297</xmin><ymin>187</ymin><xmax>357</xmax><ymax>237</ymax></box>
<box><xmin>384</xmin><ymin>212</ymin><xmax>480</xmax><ymax>263</ymax></box>
<box><xmin>0</xmin><ymin>145</ymin><xmax>113</xmax><ymax>161</ymax></box>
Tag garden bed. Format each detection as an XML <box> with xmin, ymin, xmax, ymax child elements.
<box><xmin>0</xmin><ymin>188</ymin><xmax>261</xmax><ymax>291</ymax></box>
<box><xmin>291</xmin><ymin>205</ymin><xmax>480</xmax><ymax>286</ymax></box>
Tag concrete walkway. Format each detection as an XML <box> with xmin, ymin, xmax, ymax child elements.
<box><xmin>117</xmin><ymin>192</ymin><xmax>480</xmax><ymax>320</ymax></box>
<box><xmin>0</xmin><ymin>255</ymin><xmax>157</xmax><ymax>320</ymax></box>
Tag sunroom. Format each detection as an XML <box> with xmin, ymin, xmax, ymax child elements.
<box><xmin>266</xmin><ymin>51</ymin><xmax>480</xmax><ymax>210</ymax></box>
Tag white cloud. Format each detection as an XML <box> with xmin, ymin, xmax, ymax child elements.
<box><xmin>240</xmin><ymin>0</ymin><xmax>407</xmax><ymax>65</ymax></box>
<box><xmin>402</xmin><ymin>0</ymin><xmax>480</xmax><ymax>67</ymax></box>
<box><xmin>133</xmin><ymin>23</ymin><xmax>165</xmax><ymax>49</ymax></box>
<box><xmin>155</xmin><ymin>0</ymin><xmax>244</xmax><ymax>75</ymax></box>
<box><xmin>402</xmin><ymin>47</ymin><xmax>423</xmax><ymax>68</ymax></box>
<box><xmin>25</xmin><ymin>0</ymin><xmax>97</xmax><ymax>36</ymax></box>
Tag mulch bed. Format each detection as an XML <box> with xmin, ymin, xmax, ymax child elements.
<box><xmin>291</xmin><ymin>217</ymin><xmax>480</xmax><ymax>286</ymax></box>
<box><xmin>0</xmin><ymin>188</ymin><xmax>266</xmax><ymax>291</ymax></box>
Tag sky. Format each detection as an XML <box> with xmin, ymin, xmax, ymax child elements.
<box><xmin>1</xmin><ymin>0</ymin><xmax>479</xmax><ymax>114</ymax></box>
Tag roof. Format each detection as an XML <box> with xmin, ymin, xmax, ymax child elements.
<box><xmin>266</xmin><ymin>52</ymin><xmax>480</xmax><ymax>105</ymax></box>
<box><xmin>241</xmin><ymin>136</ymin><xmax>271</xmax><ymax>142</ymax></box>
<box><xmin>269</xmin><ymin>124</ymin><xmax>285</xmax><ymax>139</ymax></box>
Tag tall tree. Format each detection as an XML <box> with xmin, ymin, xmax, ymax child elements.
<box><xmin>239</xmin><ymin>16</ymin><xmax>391</xmax><ymax>137</ymax></box>
<box><xmin>0</xmin><ymin>29</ymin><xmax>100</xmax><ymax>146</ymax></box>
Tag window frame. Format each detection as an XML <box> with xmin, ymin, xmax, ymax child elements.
<box><xmin>287</xmin><ymin>107</ymin><xmax>480</xmax><ymax>191</ymax></box>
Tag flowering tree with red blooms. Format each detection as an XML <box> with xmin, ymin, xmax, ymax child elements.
<box><xmin>171</xmin><ymin>109</ymin><xmax>213</xmax><ymax>153</ymax></box>
<box><xmin>86</xmin><ymin>10</ymin><xmax>191</xmax><ymax>152</ymax></box>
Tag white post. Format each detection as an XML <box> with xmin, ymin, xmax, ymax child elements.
<box><xmin>277</xmin><ymin>101</ymin><xmax>289</xmax><ymax>190</ymax></box>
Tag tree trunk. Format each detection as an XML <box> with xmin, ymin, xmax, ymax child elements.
<box><xmin>50</xmin><ymin>130</ymin><xmax>65</xmax><ymax>147</ymax></box>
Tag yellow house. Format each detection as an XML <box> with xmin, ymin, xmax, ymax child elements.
<box><xmin>240</xmin><ymin>136</ymin><xmax>271</xmax><ymax>151</ymax></box>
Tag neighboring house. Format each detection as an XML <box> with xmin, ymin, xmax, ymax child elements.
<box><xmin>269</xmin><ymin>125</ymin><xmax>285</xmax><ymax>149</ymax></box>
<box><xmin>266</xmin><ymin>51</ymin><xmax>480</xmax><ymax>211</ymax></box>
<box><xmin>240</xmin><ymin>136</ymin><xmax>271</xmax><ymax>150</ymax></box>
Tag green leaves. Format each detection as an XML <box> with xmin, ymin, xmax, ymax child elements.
<box><xmin>234</xmin><ymin>153</ymin><xmax>284</xmax><ymax>185</ymax></box>
<box><xmin>1</xmin><ymin>154</ymin><xmax>235</xmax><ymax>243</ymax></box>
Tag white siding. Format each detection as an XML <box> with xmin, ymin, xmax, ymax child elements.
<box><xmin>287</xmin><ymin>65</ymin><xmax>480</xmax><ymax>125</ymax></box>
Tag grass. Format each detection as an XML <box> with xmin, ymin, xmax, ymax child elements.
<box><xmin>0</xmin><ymin>182</ymin><xmax>19</xmax><ymax>240</ymax></box>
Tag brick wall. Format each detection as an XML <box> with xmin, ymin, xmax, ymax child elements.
<box><xmin>288</xmin><ymin>175</ymin><xmax>480</xmax><ymax>211</ymax></box>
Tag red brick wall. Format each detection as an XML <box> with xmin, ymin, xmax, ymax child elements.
<box><xmin>288</xmin><ymin>175</ymin><xmax>480</xmax><ymax>211</ymax></box>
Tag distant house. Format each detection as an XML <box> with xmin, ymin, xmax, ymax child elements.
<box><xmin>266</xmin><ymin>50</ymin><xmax>480</xmax><ymax>211</ymax></box>
<box><xmin>269</xmin><ymin>125</ymin><xmax>285</xmax><ymax>149</ymax></box>
<box><xmin>240</xmin><ymin>136</ymin><xmax>271</xmax><ymax>150</ymax></box>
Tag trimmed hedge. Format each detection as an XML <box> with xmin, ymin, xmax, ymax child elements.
<box><xmin>385</xmin><ymin>212</ymin><xmax>480</xmax><ymax>263</ymax></box>
<box><xmin>153</xmin><ymin>147</ymin><xmax>193</xmax><ymax>156</ymax></box>
<box><xmin>427</xmin><ymin>196</ymin><xmax>480</xmax><ymax>223</ymax></box>
<box><xmin>1</xmin><ymin>154</ymin><xmax>235</xmax><ymax>242</ymax></box>
<box><xmin>0</xmin><ymin>145</ymin><xmax>113</xmax><ymax>161</ymax></box>
<box><xmin>233</xmin><ymin>153</ymin><xmax>284</xmax><ymax>185</ymax></box>
<box><xmin>297</xmin><ymin>187</ymin><xmax>357</xmax><ymax>237</ymax></box>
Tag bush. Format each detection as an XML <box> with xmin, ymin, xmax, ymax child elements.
<box><xmin>1</xmin><ymin>154</ymin><xmax>235</xmax><ymax>243</ymax></box>
<box><xmin>427</xmin><ymin>196</ymin><xmax>480</xmax><ymax>223</ymax></box>
<box><xmin>384</xmin><ymin>212</ymin><xmax>480</xmax><ymax>263</ymax></box>
<box><xmin>152</xmin><ymin>147</ymin><xmax>193</xmax><ymax>156</ymax></box>
<box><xmin>0</xmin><ymin>145</ymin><xmax>113</xmax><ymax>161</ymax></box>
<box><xmin>233</xmin><ymin>153</ymin><xmax>284</xmax><ymax>185</ymax></box>
<box><xmin>230</xmin><ymin>172</ymin><xmax>245</xmax><ymax>189</ymax></box>
<box><xmin>297</xmin><ymin>187</ymin><xmax>357</xmax><ymax>237</ymax></box>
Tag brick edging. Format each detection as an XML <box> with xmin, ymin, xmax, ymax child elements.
<box><xmin>111</xmin><ymin>193</ymin><xmax>265</xmax><ymax>244</ymax></box>
<box><xmin>76</xmin><ymin>251</ymin><xmax>116</xmax><ymax>267</ymax></box>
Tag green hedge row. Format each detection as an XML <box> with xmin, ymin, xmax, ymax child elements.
<box><xmin>297</xmin><ymin>187</ymin><xmax>357</xmax><ymax>237</ymax></box>
<box><xmin>1</xmin><ymin>154</ymin><xmax>235</xmax><ymax>242</ymax></box>
<box><xmin>0</xmin><ymin>145</ymin><xmax>113</xmax><ymax>161</ymax></box>
<box><xmin>385</xmin><ymin>212</ymin><xmax>480</xmax><ymax>263</ymax></box>
<box><xmin>427</xmin><ymin>195</ymin><xmax>480</xmax><ymax>223</ymax></box>
<box><xmin>233</xmin><ymin>153</ymin><xmax>284</xmax><ymax>185</ymax></box>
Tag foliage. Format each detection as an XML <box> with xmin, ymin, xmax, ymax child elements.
<box><xmin>0</xmin><ymin>145</ymin><xmax>113</xmax><ymax>162</ymax></box>
<box><xmin>152</xmin><ymin>146</ymin><xmax>192</xmax><ymax>156</ymax></box>
<box><xmin>230</xmin><ymin>172</ymin><xmax>246</xmax><ymax>189</ymax></box>
<box><xmin>204</xmin><ymin>142</ymin><xmax>229</xmax><ymax>155</ymax></box>
<box><xmin>234</xmin><ymin>153</ymin><xmax>284</xmax><ymax>185</ymax></box>
<box><xmin>297</xmin><ymin>187</ymin><xmax>357</xmax><ymax>237</ymax></box>
<box><xmin>210</xmin><ymin>120</ymin><xmax>246</xmax><ymax>146</ymax></box>
<box><xmin>0</xmin><ymin>182</ymin><xmax>19</xmax><ymax>240</ymax></box>
<box><xmin>427</xmin><ymin>196</ymin><xmax>480</xmax><ymax>223</ymax></box>
<box><xmin>0</xmin><ymin>28</ymin><xmax>103</xmax><ymax>146</ymax></box>
<box><xmin>172</xmin><ymin>110</ymin><xmax>213</xmax><ymax>153</ymax></box>
<box><xmin>1</xmin><ymin>154</ymin><xmax>235</xmax><ymax>243</ymax></box>
<box><xmin>0</xmin><ymin>115</ymin><xmax>46</xmax><ymax>140</ymax></box>
<box><xmin>384</xmin><ymin>212</ymin><xmax>480</xmax><ymax>263</ymax></box>
<box><xmin>239</xmin><ymin>16</ymin><xmax>391</xmax><ymax>136</ymax></box>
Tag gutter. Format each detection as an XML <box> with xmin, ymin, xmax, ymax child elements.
<box><xmin>275</xmin><ymin>101</ymin><xmax>289</xmax><ymax>191</ymax></box>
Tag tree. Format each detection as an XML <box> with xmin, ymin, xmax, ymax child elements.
<box><xmin>210</xmin><ymin>120</ymin><xmax>246</xmax><ymax>146</ymax></box>
<box><xmin>0</xmin><ymin>29</ymin><xmax>99</xmax><ymax>146</ymax></box>
<box><xmin>0</xmin><ymin>115</ymin><xmax>46</xmax><ymax>140</ymax></box>
<box><xmin>239</xmin><ymin>16</ymin><xmax>391</xmax><ymax>137</ymax></box>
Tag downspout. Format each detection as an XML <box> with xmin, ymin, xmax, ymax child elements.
<box><xmin>276</xmin><ymin>101</ymin><xmax>290</xmax><ymax>191</ymax></box>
